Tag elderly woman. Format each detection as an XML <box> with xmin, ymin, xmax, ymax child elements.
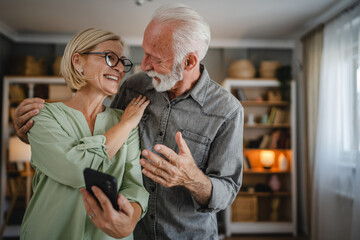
<box><xmin>20</xmin><ymin>28</ymin><xmax>149</xmax><ymax>240</ymax></box>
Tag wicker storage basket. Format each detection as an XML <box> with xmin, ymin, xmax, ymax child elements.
<box><xmin>231</xmin><ymin>196</ymin><xmax>258</xmax><ymax>222</ymax></box>
<box><xmin>259</xmin><ymin>61</ymin><xmax>281</xmax><ymax>78</ymax></box>
<box><xmin>10</xmin><ymin>56</ymin><xmax>47</xmax><ymax>76</ymax></box>
<box><xmin>228</xmin><ymin>60</ymin><xmax>256</xmax><ymax>79</ymax></box>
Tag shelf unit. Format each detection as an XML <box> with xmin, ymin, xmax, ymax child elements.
<box><xmin>1</xmin><ymin>76</ymin><xmax>68</xmax><ymax>236</ymax></box>
<box><xmin>222</xmin><ymin>79</ymin><xmax>297</xmax><ymax>236</ymax></box>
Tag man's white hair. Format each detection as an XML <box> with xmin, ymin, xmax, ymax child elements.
<box><xmin>151</xmin><ymin>3</ymin><xmax>211</xmax><ymax>63</ymax></box>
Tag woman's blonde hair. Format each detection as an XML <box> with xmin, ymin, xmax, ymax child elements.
<box><xmin>60</xmin><ymin>28</ymin><xmax>123</xmax><ymax>91</ymax></box>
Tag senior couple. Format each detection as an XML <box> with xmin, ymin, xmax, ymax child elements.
<box><xmin>15</xmin><ymin>3</ymin><xmax>243</xmax><ymax>240</ymax></box>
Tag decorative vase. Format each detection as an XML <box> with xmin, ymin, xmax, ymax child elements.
<box><xmin>278</xmin><ymin>153</ymin><xmax>288</xmax><ymax>171</ymax></box>
<box><xmin>268</xmin><ymin>174</ymin><xmax>281</xmax><ymax>192</ymax></box>
<box><xmin>247</xmin><ymin>113</ymin><xmax>255</xmax><ymax>125</ymax></box>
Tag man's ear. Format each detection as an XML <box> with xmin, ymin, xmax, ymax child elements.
<box><xmin>72</xmin><ymin>53</ymin><xmax>83</xmax><ymax>74</ymax></box>
<box><xmin>184</xmin><ymin>53</ymin><xmax>198</xmax><ymax>71</ymax></box>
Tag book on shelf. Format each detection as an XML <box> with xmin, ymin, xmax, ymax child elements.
<box><xmin>259</xmin><ymin>134</ymin><xmax>270</xmax><ymax>149</ymax></box>
<box><xmin>270</xmin><ymin>130</ymin><xmax>281</xmax><ymax>149</ymax></box>
<box><xmin>273</xmin><ymin>109</ymin><xmax>284</xmax><ymax>125</ymax></box>
<box><xmin>247</xmin><ymin>130</ymin><xmax>291</xmax><ymax>149</ymax></box>
<box><xmin>235</xmin><ymin>88</ymin><xmax>247</xmax><ymax>101</ymax></box>
<box><xmin>268</xmin><ymin>108</ymin><xmax>290</xmax><ymax>125</ymax></box>
<box><xmin>244</xmin><ymin>155</ymin><xmax>252</xmax><ymax>169</ymax></box>
<box><xmin>278</xmin><ymin>130</ymin><xmax>291</xmax><ymax>149</ymax></box>
<box><xmin>267</xmin><ymin>107</ymin><xmax>277</xmax><ymax>124</ymax></box>
<box><xmin>283</xmin><ymin>110</ymin><xmax>291</xmax><ymax>124</ymax></box>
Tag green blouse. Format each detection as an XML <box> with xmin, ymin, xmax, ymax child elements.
<box><xmin>20</xmin><ymin>102</ymin><xmax>148</xmax><ymax>240</ymax></box>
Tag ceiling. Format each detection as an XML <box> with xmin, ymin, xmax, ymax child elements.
<box><xmin>0</xmin><ymin>0</ymin><xmax>355</xmax><ymax>47</ymax></box>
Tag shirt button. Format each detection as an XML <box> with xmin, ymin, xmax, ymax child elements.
<box><xmin>150</xmin><ymin>187</ymin><xmax>155</xmax><ymax>192</ymax></box>
<box><xmin>150</xmin><ymin>214</ymin><xmax>155</xmax><ymax>220</ymax></box>
<box><xmin>159</xmin><ymin>131</ymin><xmax>163</xmax><ymax>136</ymax></box>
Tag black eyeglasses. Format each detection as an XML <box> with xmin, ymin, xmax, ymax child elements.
<box><xmin>81</xmin><ymin>52</ymin><xmax>133</xmax><ymax>73</ymax></box>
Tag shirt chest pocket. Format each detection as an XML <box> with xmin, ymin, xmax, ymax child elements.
<box><xmin>177</xmin><ymin>129</ymin><xmax>211</xmax><ymax>170</ymax></box>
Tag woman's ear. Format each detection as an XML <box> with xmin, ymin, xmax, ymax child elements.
<box><xmin>184</xmin><ymin>53</ymin><xmax>198</xmax><ymax>71</ymax></box>
<box><xmin>72</xmin><ymin>53</ymin><xmax>83</xmax><ymax>74</ymax></box>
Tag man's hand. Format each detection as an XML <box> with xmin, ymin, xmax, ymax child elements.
<box><xmin>140</xmin><ymin>132</ymin><xmax>212</xmax><ymax>205</ymax></box>
<box><xmin>80</xmin><ymin>186</ymin><xmax>142</xmax><ymax>238</ymax></box>
<box><xmin>14</xmin><ymin>98</ymin><xmax>45</xmax><ymax>143</ymax></box>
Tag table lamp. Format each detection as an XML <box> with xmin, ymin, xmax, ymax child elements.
<box><xmin>9</xmin><ymin>136</ymin><xmax>32</xmax><ymax>205</ymax></box>
<box><xmin>9</xmin><ymin>136</ymin><xmax>31</xmax><ymax>169</ymax></box>
<box><xmin>260</xmin><ymin>150</ymin><xmax>275</xmax><ymax>169</ymax></box>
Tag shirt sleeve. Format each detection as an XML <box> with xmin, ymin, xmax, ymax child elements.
<box><xmin>193</xmin><ymin>106</ymin><xmax>244</xmax><ymax>212</ymax></box>
<box><xmin>118</xmin><ymin>127</ymin><xmax>149</xmax><ymax>218</ymax></box>
<box><xmin>27</xmin><ymin>106</ymin><xmax>112</xmax><ymax>189</ymax></box>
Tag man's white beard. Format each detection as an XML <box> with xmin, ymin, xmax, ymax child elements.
<box><xmin>146</xmin><ymin>62</ymin><xmax>184</xmax><ymax>92</ymax></box>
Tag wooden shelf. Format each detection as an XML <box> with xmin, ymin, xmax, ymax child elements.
<box><xmin>241</xmin><ymin>101</ymin><xmax>290</xmax><ymax>106</ymax></box>
<box><xmin>244</xmin><ymin>123</ymin><xmax>290</xmax><ymax>128</ymax></box>
<box><xmin>228</xmin><ymin>222</ymin><xmax>295</xmax><ymax>234</ymax></box>
<box><xmin>245</xmin><ymin>148</ymin><xmax>291</xmax><ymax>151</ymax></box>
<box><xmin>222</xmin><ymin>78</ymin><xmax>297</xmax><ymax>236</ymax></box>
<box><xmin>238</xmin><ymin>191</ymin><xmax>291</xmax><ymax>197</ymax></box>
<box><xmin>244</xmin><ymin>168</ymin><xmax>290</xmax><ymax>174</ymax></box>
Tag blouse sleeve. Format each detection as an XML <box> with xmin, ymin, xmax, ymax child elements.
<box><xmin>28</xmin><ymin>106</ymin><xmax>112</xmax><ymax>189</ymax></box>
<box><xmin>119</xmin><ymin>127</ymin><xmax>149</xmax><ymax>218</ymax></box>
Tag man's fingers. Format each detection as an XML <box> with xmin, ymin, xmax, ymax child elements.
<box><xmin>140</xmin><ymin>157</ymin><xmax>171</xmax><ymax>177</ymax></box>
<box><xmin>175</xmin><ymin>132</ymin><xmax>191</xmax><ymax>155</ymax></box>
<box><xmin>16</xmin><ymin>108</ymin><xmax>39</xmax><ymax>128</ymax></box>
<box><xmin>141</xmin><ymin>149</ymin><xmax>178</xmax><ymax>175</ymax></box>
<box><xmin>15</xmin><ymin>120</ymin><xmax>34</xmax><ymax>144</ymax></box>
<box><xmin>152</xmin><ymin>144</ymin><xmax>179</xmax><ymax>164</ymax></box>
<box><xmin>16</xmin><ymin>98</ymin><xmax>44</xmax><ymax>110</ymax></box>
<box><xmin>142</xmin><ymin>167</ymin><xmax>170</xmax><ymax>187</ymax></box>
<box><xmin>15</xmin><ymin>100</ymin><xmax>44</xmax><ymax>118</ymax></box>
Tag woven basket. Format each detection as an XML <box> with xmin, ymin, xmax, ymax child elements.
<box><xmin>259</xmin><ymin>61</ymin><xmax>281</xmax><ymax>78</ymax></box>
<box><xmin>231</xmin><ymin>196</ymin><xmax>258</xmax><ymax>222</ymax></box>
<box><xmin>228</xmin><ymin>60</ymin><xmax>256</xmax><ymax>79</ymax></box>
<box><xmin>10</xmin><ymin>56</ymin><xmax>47</xmax><ymax>76</ymax></box>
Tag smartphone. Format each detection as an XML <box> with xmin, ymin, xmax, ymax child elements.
<box><xmin>83</xmin><ymin>168</ymin><xmax>119</xmax><ymax>210</ymax></box>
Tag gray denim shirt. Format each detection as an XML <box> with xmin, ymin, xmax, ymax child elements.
<box><xmin>111</xmin><ymin>65</ymin><xmax>243</xmax><ymax>240</ymax></box>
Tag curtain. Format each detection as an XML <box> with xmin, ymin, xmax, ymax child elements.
<box><xmin>312</xmin><ymin>4</ymin><xmax>360</xmax><ymax>240</ymax></box>
<box><xmin>300</xmin><ymin>26</ymin><xmax>324</xmax><ymax>236</ymax></box>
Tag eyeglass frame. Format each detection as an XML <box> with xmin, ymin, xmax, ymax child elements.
<box><xmin>81</xmin><ymin>52</ymin><xmax>133</xmax><ymax>73</ymax></box>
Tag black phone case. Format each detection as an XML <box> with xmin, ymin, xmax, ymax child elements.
<box><xmin>83</xmin><ymin>168</ymin><xmax>119</xmax><ymax>210</ymax></box>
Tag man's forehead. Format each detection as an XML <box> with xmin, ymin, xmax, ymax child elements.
<box><xmin>142</xmin><ymin>23</ymin><xmax>175</xmax><ymax>60</ymax></box>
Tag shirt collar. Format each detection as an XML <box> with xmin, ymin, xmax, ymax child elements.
<box><xmin>187</xmin><ymin>64</ymin><xmax>208</xmax><ymax>107</ymax></box>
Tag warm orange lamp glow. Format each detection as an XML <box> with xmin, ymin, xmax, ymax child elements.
<box><xmin>9</xmin><ymin>136</ymin><xmax>32</xmax><ymax>206</ymax></box>
<box><xmin>260</xmin><ymin>150</ymin><xmax>275</xmax><ymax>169</ymax></box>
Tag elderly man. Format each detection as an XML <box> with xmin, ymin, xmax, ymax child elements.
<box><xmin>14</xmin><ymin>3</ymin><xmax>243</xmax><ymax>240</ymax></box>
